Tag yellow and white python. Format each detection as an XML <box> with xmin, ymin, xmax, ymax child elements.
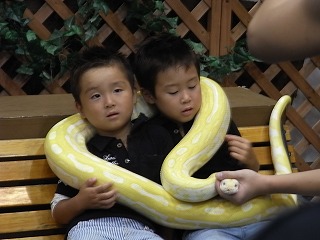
<box><xmin>44</xmin><ymin>76</ymin><xmax>297</xmax><ymax>229</ymax></box>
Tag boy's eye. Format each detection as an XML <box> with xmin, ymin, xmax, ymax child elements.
<box><xmin>114</xmin><ymin>88</ymin><xmax>123</xmax><ymax>93</ymax></box>
<box><xmin>189</xmin><ymin>85</ymin><xmax>196</xmax><ymax>89</ymax></box>
<box><xmin>90</xmin><ymin>93</ymin><xmax>101</xmax><ymax>99</ymax></box>
<box><xmin>168</xmin><ymin>91</ymin><xmax>178</xmax><ymax>95</ymax></box>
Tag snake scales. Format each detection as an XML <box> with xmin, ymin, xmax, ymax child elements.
<box><xmin>44</xmin><ymin>77</ymin><xmax>297</xmax><ymax>229</ymax></box>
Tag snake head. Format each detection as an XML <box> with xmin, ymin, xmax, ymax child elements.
<box><xmin>220</xmin><ymin>179</ymin><xmax>239</xmax><ymax>195</ymax></box>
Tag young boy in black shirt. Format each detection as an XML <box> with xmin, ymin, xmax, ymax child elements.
<box><xmin>50</xmin><ymin>46</ymin><xmax>173</xmax><ymax>240</ymax></box>
<box><xmin>134</xmin><ymin>33</ymin><xmax>267</xmax><ymax>240</ymax></box>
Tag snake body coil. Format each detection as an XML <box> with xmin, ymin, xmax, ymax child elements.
<box><xmin>44</xmin><ymin>77</ymin><xmax>297</xmax><ymax>229</ymax></box>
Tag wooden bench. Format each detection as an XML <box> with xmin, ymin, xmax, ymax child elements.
<box><xmin>0</xmin><ymin>125</ymin><xmax>296</xmax><ymax>239</ymax></box>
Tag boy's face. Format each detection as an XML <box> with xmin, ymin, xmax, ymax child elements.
<box><xmin>76</xmin><ymin>65</ymin><xmax>136</xmax><ymax>137</ymax></box>
<box><xmin>147</xmin><ymin>65</ymin><xmax>201</xmax><ymax>123</ymax></box>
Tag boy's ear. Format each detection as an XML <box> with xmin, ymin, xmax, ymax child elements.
<box><xmin>75</xmin><ymin>101</ymin><xmax>85</xmax><ymax>118</ymax></box>
<box><xmin>132</xmin><ymin>88</ymin><xmax>138</xmax><ymax>104</ymax></box>
<box><xmin>140</xmin><ymin>88</ymin><xmax>156</xmax><ymax>104</ymax></box>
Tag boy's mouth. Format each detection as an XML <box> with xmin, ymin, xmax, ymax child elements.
<box><xmin>106</xmin><ymin>112</ymin><xmax>119</xmax><ymax>118</ymax></box>
<box><xmin>182</xmin><ymin>107</ymin><xmax>193</xmax><ymax>115</ymax></box>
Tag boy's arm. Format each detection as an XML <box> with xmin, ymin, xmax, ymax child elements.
<box><xmin>52</xmin><ymin>193</ymin><xmax>88</xmax><ymax>225</ymax></box>
<box><xmin>247</xmin><ymin>0</ymin><xmax>320</xmax><ymax>62</ymax></box>
<box><xmin>52</xmin><ymin>178</ymin><xmax>117</xmax><ymax>224</ymax></box>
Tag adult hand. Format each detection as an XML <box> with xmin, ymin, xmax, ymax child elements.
<box><xmin>215</xmin><ymin>169</ymin><xmax>266</xmax><ymax>205</ymax></box>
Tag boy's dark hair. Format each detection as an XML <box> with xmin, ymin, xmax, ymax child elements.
<box><xmin>134</xmin><ymin>33</ymin><xmax>200</xmax><ymax>95</ymax></box>
<box><xmin>70</xmin><ymin>46</ymin><xmax>135</xmax><ymax>103</ymax></box>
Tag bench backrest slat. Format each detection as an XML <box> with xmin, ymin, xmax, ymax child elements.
<box><xmin>0</xmin><ymin>160</ymin><xmax>56</xmax><ymax>182</ymax></box>
<box><xmin>0</xmin><ymin>139</ymin><xmax>44</xmax><ymax>157</ymax></box>
<box><xmin>0</xmin><ymin>210</ymin><xmax>64</xmax><ymax>235</ymax></box>
<box><xmin>0</xmin><ymin>185</ymin><xmax>56</xmax><ymax>208</ymax></box>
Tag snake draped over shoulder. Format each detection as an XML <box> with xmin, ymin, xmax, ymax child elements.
<box><xmin>44</xmin><ymin>77</ymin><xmax>297</xmax><ymax>229</ymax></box>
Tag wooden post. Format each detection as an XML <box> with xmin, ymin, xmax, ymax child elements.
<box><xmin>220</xmin><ymin>0</ymin><xmax>233</xmax><ymax>55</ymax></box>
<box><xmin>208</xmin><ymin>0</ymin><xmax>222</xmax><ymax>56</ymax></box>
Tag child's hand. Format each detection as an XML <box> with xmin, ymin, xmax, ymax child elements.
<box><xmin>225</xmin><ymin>134</ymin><xmax>259</xmax><ymax>171</ymax></box>
<box><xmin>77</xmin><ymin>178</ymin><xmax>118</xmax><ymax>210</ymax></box>
<box><xmin>52</xmin><ymin>178</ymin><xmax>118</xmax><ymax>225</ymax></box>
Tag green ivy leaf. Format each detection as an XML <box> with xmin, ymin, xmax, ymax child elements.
<box><xmin>77</xmin><ymin>2</ymin><xmax>90</xmax><ymax>17</ymax></box>
<box><xmin>64</xmin><ymin>25</ymin><xmax>83</xmax><ymax>37</ymax></box>
<box><xmin>186</xmin><ymin>40</ymin><xmax>206</xmax><ymax>55</ymax></box>
<box><xmin>64</xmin><ymin>16</ymin><xmax>75</xmax><ymax>30</ymax></box>
<box><xmin>15</xmin><ymin>47</ymin><xmax>28</xmax><ymax>56</ymax></box>
<box><xmin>40</xmin><ymin>71</ymin><xmax>51</xmax><ymax>81</ymax></box>
<box><xmin>40</xmin><ymin>40</ymin><xmax>60</xmax><ymax>55</ymax></box>
<box><xmin>154</xmin><ymin>1</ymin><xmax>165</xmax><ymax>11</ymax></box>
<box><xmin>0</xmin><ymin>22</ymin><xmax>8</xmax><ymax>29</ymax></box>
<box><xmin>16</xmin><ymin>65</ymin><xmax>34</xmax><ymax>75</ymax></box>
<box><xmin>162</xmin><ymin>16</ymin><xmax>178</xmax><ymax>29</ymax></box>
<box><xmin>26</xmin><ymin>30</ymin><xmax>37</xmax><ymax>42</ymax></box>
<box><xmin>83</xmin><ymin>23</ymin><xmax>97</xmax><ymax>41</ymax></box>
<box><xmin>49</xmin><ymin>29</ymin><xmax>65</xmax><ymax>40</ymax></box>
<box><xmin>77</xmin><ymin>0</ymin><xmax>86</xmax><ymax>6</ymax></box>
<box><xmin>21</xmin><ymin>18</ymin><xmax>30</xmax><ymax>27</ymax></box>
<box><xmin>4</xmin><ymin>30</ymin><xmax>18</xmax><ymax>41</ymax></box>
<box><xmin>93</xmin><ymin>0</ymin><xmax>109</xmax><ymax>15</ymax></box>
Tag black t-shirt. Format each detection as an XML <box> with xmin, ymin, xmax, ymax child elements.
<box><xmin>54</xmin><ymin>114</ymin><xmax>174</xmax><ymax>233</ymax></box>
<box><xmin>149</xmin><ymin>114</ymin><xmax>245</xmax><ymax>178</ymax></box>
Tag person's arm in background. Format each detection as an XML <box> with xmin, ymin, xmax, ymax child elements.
<box><xmin>247</xmin><ymin>0</ymin><xmax>320</xmax><ymax>63</ymax></box>
<box><xmin>215</xmin><ymin>169</ymin><xmax>320</xmax><ymax>205</ymax></box>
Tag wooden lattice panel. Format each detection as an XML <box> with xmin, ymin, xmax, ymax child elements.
<box><xmin>0</xmin><ymin>0</ymin><xmax>319</xmax><ymax>168</ymax></box>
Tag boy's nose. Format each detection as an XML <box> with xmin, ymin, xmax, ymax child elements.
<box><xmin>104</xmin><ymin>96</ymin><xmax>115</xmax><ymax>108</ymax></box>
<box><xmin>105</xmin><ymin>103</ymin><xmax>115</xmax><ymax>108</ymax></box>
<box><xmin>181</xmin><ymin>91</ymin><xmax>191</xmax><ymax>103</ymax></box>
